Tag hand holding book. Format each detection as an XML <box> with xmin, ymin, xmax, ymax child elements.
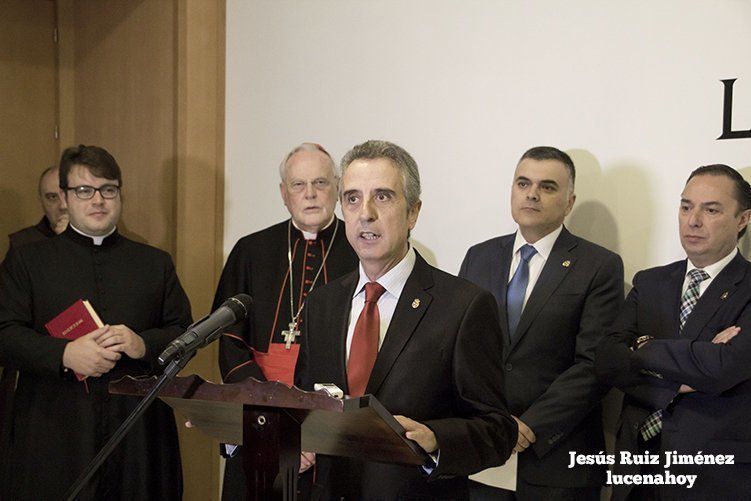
<box><xmin>46</xmin><ymin>299</ymin><xmax>137</xmax><ymax>380</ymax></box>
<box><xmin>96</xmin><ymin>324</ymin><xmax>146</xmax><ymax>359</ymax></box>
<box><xmin>61</xmin><ymin>326</ymin><xmax>122</xmax><ymax>378</ymax></box>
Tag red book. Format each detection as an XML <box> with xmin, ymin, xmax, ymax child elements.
<box><xmin>45</xmin><ymin>299</ymin><xmax>104</xmax><ymax>380</ymax></box>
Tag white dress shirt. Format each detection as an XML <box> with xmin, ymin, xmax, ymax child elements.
<box><xmin>682</xmin><ymin>247</ymin><xmax>737</xmax><ymax>297</ymax></box>
<box><xmin>344</xmin><ymin>246</ymin><xmax>439</xmax><ymax>468</ymax></box>
<box><xmin>508</xmin><ymin>225</ymin><xmax>563</xmax><ymax>310</ymax></box>
<box><xmin>346</xmin><ymin>246</ymin><xmax>416</xmax><ymax>361</ymax></box>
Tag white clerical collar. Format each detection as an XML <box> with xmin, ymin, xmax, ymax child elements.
<box><xmin>686</xmin><ymin>247</ymin><xmax>737</xmax><ymax>279</ymax></box>
<box><xmin>354</xmin><ymin>246</ymin><xmax>416</xmax><ymax>300</ymax></box>
<box><xmin>70</xmin><ymin>224</ymin><xmax>116</xmax><ymax>246</ymax></box>
<box><xmin>291</xmin><ymin>215</ymin><xmax>335</xmax><ymax>241</ymax></box>
<box><xmin>513</xmin><ymin>225</ymin><xmax>563</xmax><ymax>260</ymax></box>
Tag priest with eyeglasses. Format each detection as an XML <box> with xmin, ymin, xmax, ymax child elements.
<box><xmin>0</xmin><ymin>144</ymin><xmax>192</xmax><ymax>500</ymax></box>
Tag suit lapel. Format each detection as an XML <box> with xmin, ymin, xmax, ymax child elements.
<box><xmin>682</xmin><ymin>253</ymin><xmax>748</xmax><ymax>340</ymax></box>
<box><xmin>366</xmin><ymin>253</ymin><xmax>433</xmax><ymax>396</ymax></box>
<box><xmin>334</xmin><ymin>272</ymin><xmax>359</xmax><ymax>393</ymax></box>
<box><xmin>507</xmin><ymin>228</ymin><xmax>576</xmax><ymax>355</ymax></box>
<box><xmin>661</xmin><ymin>263</ymin><xmax>685</xmax><ymax>339</ymax></box>
<box><xmin>495</xmin><ymin>236</ymin><xmax>514</xmax><ymax>350</ymax></box>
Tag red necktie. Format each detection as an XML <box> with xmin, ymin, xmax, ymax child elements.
<box><xmin>347</xmin><ymin>282</ymin><xmax>386</xmax><ymax>397</ymax></box>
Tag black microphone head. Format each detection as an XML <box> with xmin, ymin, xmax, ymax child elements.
<box><xmin>224</xmin><ymin>293</ymin><xmax>252</xmax><ymax>321</ymax></box>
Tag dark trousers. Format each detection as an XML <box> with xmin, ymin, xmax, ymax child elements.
<box><xmin>625</xmin><ymin>434</ymin><xmax>661</xmax><ymax>501</ymax></box>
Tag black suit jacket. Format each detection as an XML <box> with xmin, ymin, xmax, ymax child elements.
<box><xmin>459</xmin><ymin>227</ymin><xmax>624</xmax><ymax>488</ymax></box>
<box><xmin>596</xmin><ymin>252</ymin><xmax>751</xmax><ymax>500</ymax></box>
<box><xmin>296</xmin><ymin>252</ymin><xmax>517</xmax><ymax>500</ymax></box>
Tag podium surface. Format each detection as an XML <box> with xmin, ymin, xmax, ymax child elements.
<box><xmin>110</xmin><ymin>375</ymin><xmax>429</xmax><ymax>499</ymax></box>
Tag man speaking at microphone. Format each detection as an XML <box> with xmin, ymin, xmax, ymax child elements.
<box><xmin>0</xmin><ymin>145</ymin><xmax>192</xmax><ymax>500</ymax></box>
<box><xmin>295</xmin><ymin>140</ymin><xmax>516</xmax><ymax>499</ymax></box>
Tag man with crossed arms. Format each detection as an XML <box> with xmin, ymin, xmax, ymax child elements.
<box><xmin>596</xmin><ymin>164</ymin><xmax>751</xmax><ymax>500</ymax></box>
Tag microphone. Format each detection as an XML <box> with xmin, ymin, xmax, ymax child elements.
<box><xmin>158</xmin><ymin>294</ymin><xmax>252</xmax><ymax>365</ymax></box>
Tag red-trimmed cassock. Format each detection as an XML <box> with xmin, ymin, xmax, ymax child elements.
<box><xmin>212</xmin><ymin>218</ymin><xmax>357</xmax><ymax>499</ymax></box>
<box><xmin>214</xmin><ymin>218</ymin><xmax>357</xmax><ymax>384</ymax></box>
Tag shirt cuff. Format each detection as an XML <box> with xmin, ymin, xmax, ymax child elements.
<box><xmin>421</xmin><ymin>450</ymin><xmax>440</xmax><ymax>474</ymax></box>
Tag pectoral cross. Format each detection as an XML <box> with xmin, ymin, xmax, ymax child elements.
<box><xmin>282</xmin><ymin>322</ymin><xmax>300</xmax><ymax>349</ymax></box>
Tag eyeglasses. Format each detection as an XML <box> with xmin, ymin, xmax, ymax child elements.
<box><xmin>287</xmin><ymin>178</ymin><xmax>332</xmax><ymax>193</ymax></box>
<box><xmin>66</xmin><ymin>184</ymin><xmax>121</xmax><ymax>200</ymax></box>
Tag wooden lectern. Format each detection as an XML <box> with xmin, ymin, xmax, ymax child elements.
<box><xmin>110</xmin><ymin>375</ymin><xmax>429</xmax><ymax>500</ymax></box>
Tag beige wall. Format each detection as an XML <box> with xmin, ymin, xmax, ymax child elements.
<box><xmin>0</xmin><ymin>1</ymin><xmax>226</xmax><ymax>499</ymax></box>
<box><xmin>67</xmin><ymin>0</ymin><xmax>179</xmax><ymax>252</ymax></box>
<box><xmin>175</xmin><ymin>0</ymin><xmax>226</xmax><ymax>498</ymax></box>
<box><xmin>225</xmin><ymin>1</ymin><xmax>751</xmax><ymax>278</ymax></box>
<box><xmin>0</xmin><ymin>0</ymin><xmax>58</xmax><ymax>259</ymax></box>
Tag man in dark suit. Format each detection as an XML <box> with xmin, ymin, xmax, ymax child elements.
<box><xmin>596</xmin><ymin>164</ymin><xmax>751</xmax><ymax>501</ymax></box>
<box><xmin>295</xmin><ymin>140</ymin><xmax>517</xmax><ymax>500</ymax></box>
<box><xmin>459</xmin><ymin>146</ymin><xmax>624</xmax><ymax>500</ymax></box>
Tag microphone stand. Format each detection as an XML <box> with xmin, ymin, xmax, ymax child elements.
<box><xmin>63</xmin><ymin>343</ymin><xmax>198</xmax><ymax>501</ymax></box>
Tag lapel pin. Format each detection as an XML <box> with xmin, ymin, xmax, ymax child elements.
<box><xmin>411</xmin><ymin>298</ymin><xmax>420</xmax><ymax>309</ymax></box>
<box><xmin>721</xmin><ymin>291</ymin><xmax>729</xmax><ymax>300</ymax></box>
<box><xmin>562</xmin><ymin>260</ymin><xmax>571</xmax><ymax>268</ymax></box>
